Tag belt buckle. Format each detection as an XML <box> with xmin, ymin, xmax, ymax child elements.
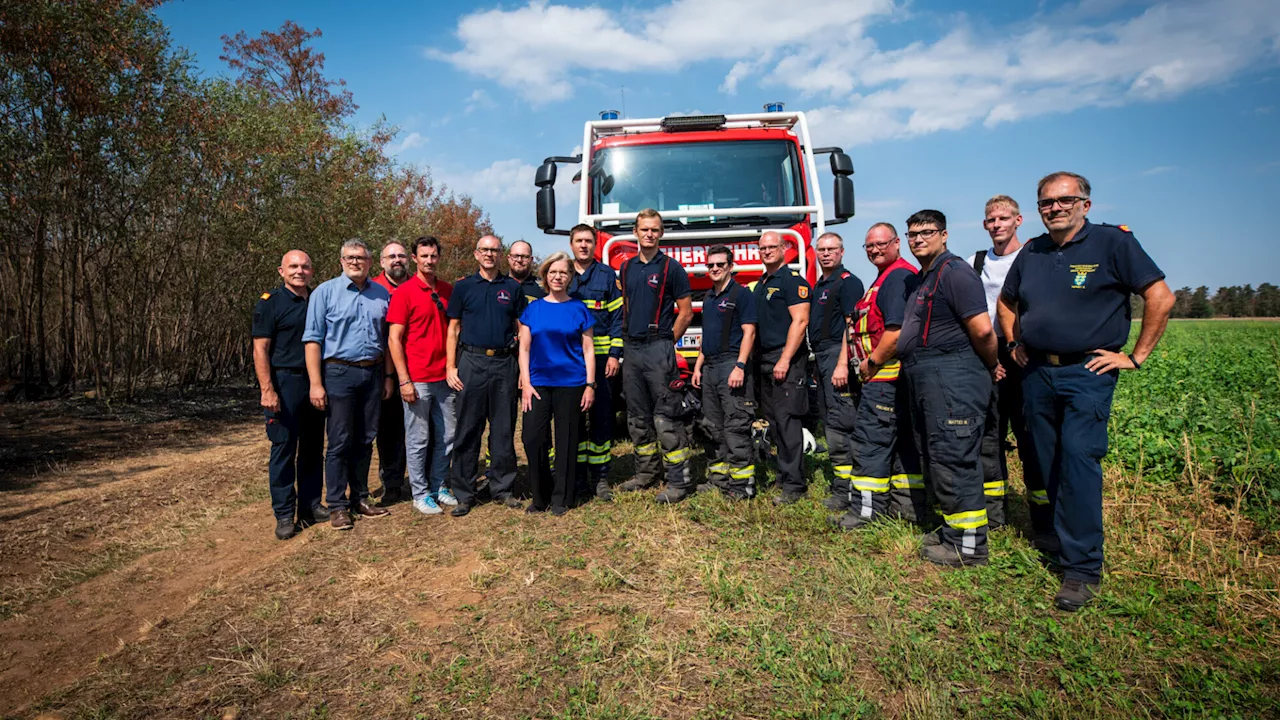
<box><xmin>1047</xmin><ymin>353</ymin><xmax>1061</xmax><ymax>366</ymax></box>
<box><xmin>648</xmin><ymin>323</ymin><xmax>659</xmax><ymax>333</ymax></box>
<box><xmin>485</xmin><ymin>348</ymin><xmax>495</xmax><ymax>357</ymax></box>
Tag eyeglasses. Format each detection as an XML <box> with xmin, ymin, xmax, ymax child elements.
<box><xmin>341</xmin><ymin>255</ymin><xmax>370</xmax><ymax>263</ymax></box>
<box><xmin>905</xmin><ymin>229</ymin><xmax>941</xmax><ymax>241</ymax></box>
<box><xmin>383</xmin><ymin>253</ymin><xmax>408</xmax><ymax>260</ymax></box>
<box><xmin>476</xmin><ymin>247</ymin><xmax>501</xmax><ymax>255</ymax></box>
<box><xmin>1037</xmin><ymin>196</ymin><xmax>1087</xmax><ymax>210</ymax></box>
<box><xmin>863</xmin><ymin>238</ymin><xmax>896</xmax><ymax>250</ymax></box>
<box><xmin>758</xmin><ymin>244</ymin><xmax>783</xmax><ymax>252</ymax></box>
<box><xmin>508</xmin><ymin>254</ymin><xmax>532</xmax><ymax>261</ymax></box>
<box><xmin>706</xmin><ymin>261</ymin><xmax>730</xmax><ymax>269</ymax></box>
<box><xmin>816</xmin><ymin>247</ymin><xmax>841</xmax><ymax>254</ymax></box>
<box><xmin>547</xmin><ymin>269</ymin><xmax>571</xmax><ymax>277</ymax></box>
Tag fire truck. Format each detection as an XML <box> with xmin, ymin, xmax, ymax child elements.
<box><xmin>533</xmin><ymin>103</ymin><xmax>855</xmax><ymax>357</ymax></box>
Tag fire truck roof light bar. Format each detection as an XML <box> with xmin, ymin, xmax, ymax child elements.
<box><xmin>585</xmin><ymin>206</ymin><xmax>818</xmax><ymax>224</ymax></box>
<box><xmin>659</xmin><ymin>114</ymin><xmax>727</xmax><ymax>131</ymax></box>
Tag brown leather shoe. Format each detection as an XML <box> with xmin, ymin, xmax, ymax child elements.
<box><xmin>330</xmin><ymin>508</ymin><xmax>354</xmax><ymax>530</ymax></box>
<box><xmin>355</xmin><ymin>501</ymin><xmax>391</xmax><ymax>519</ymax></box>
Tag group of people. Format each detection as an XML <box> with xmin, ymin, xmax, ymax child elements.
<box><xmin>252</xmin><ymin>170</ymin><xmax>1174</xmax><ymax>612</ymax></box>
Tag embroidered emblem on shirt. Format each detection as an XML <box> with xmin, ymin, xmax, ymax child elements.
<box><xmin>1069</xmin><ymin>263</ymin><xmax>1099</xmax><ymax>289</ymax></box>
<box><xmin>260</xmin><ymin>292</ymin><xmax>271</xmax><ymax>300</ymax></box>
<box><xmin>647</xmin><ymin>273</ymin><xmax>660</xmax><ymax>288</ymax></box>
<box><xmin>798</xmin><ymin>286</ymin><xmax>809</xmax><ymax>299</ymax></box>
<box><xmin>819</xmin><ymin>289</ymin><xmax>829</xmax><ymax>304</ymax></box>
<box><xmin>496</xmin><ymin>289</ymin><xmax>512</xmax><ymax>304</ymax></box>
<box><xmin>767</xmin><ymin>287</ymin><xmax>780</xmax><ymax>299</ymax></box>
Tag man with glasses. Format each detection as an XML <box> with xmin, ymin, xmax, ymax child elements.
<box><xmin>508</xmin><ymin>240</ymin><xmax>545</xmax><ymax>301</ymax></box>
<box><xmin>835</xmin><ymin>223</ymin><xmax>923</xmax><ymax>531</ymax></box>
<box><xmin>372</xmin><ymin>242</ymin><xmax>412</xmax><ymax>505</ymax></box>
<box><xmin>691</xmin><ymin>244</ymin><xmax>758</xmax><ymax>500</ymax></box>
<box><xmin>304</xmin><ymin>239</ymin><xmax>394</xmax><ymax>530</ymax></box>
<box><xmin>808</xmin><ymin>233</ymin><xmax>865</xmax><ymax>511</ymax></box>
<box><xmin>752</xmin><ymin>230</ymin><xmax>812</xmax><ymax>505</ymax></box>
<box><xmin>898</xmin><ymin>210</ymin><xmax>1000</xmax><ymax>568</ymax></box>
<box><xmin>616</xmin><ymin>209</ymin><xmax>695</xmax><ymax>503</ymax></box>
<box><xmin>388</xmin><ymin>236</ymin><xmax>459</xmax><ymax>516</ymax></box>
<box><xmin>998</xmin><ymin>172</ymin><xmax>1173</xmax><ymax>611</ymax></box>
<box><xmin>446</xmin><ymin>235</ymin><xmax>528</xmax><ymax>516</ymax></box>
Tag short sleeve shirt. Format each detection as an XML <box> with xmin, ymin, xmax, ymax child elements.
<box><xmin>1001</xmin><ymin>221</ymin><xmax>1164</xmax><ymax>354</ymax></box>
<box><xmin>447</xmin><ymin>272</ymin><xmax>527</xmax><ymax>349</ymax></box>
<box><xmin>877</xmin><ymin>267</ymin><xmax>916</xmax><ymax>327</ymax></box>
<box><xmin>809</xmin><ymin>265</ymin><xmax>864</xmax><ymax>350</ymax></box>
<box><xmin>754</xmin><ymin>267</ymin><xmax>810</xmax><ymax>351</ymax></box>
<box><xmin>386</xmin><ymin>276</ymin><xmax>454</xmax><ymax>383</ymax></box>
<box><xmin>621</xmin><ymin>252</ymin><xmax>691</xmax><ymax>339</ymax></box>
<box><xmin>898</xmin><ymin>251</ymin><xmax>988</xmax><ymax>361</ymax></box>
<box><xmin>302</xmin><ymin>275</ymin><xmax>391</xmax><ymax>362</ymax></box>
<box><xmin>517</xmin><ymin>274</ymin><xmax>546</xmax><ymax>301</ymax></box>
<box><xmin>520</xmin><ymin>298</ymin><xmax>593</xmax><ymax>387</ymax></box>
<box><xmin>700</xmin><ymin>280</ymin><xmax>757</xmax><ymax>359</ymax></box>
<box><xmin>251</xmin><ymin>285</ymin><xmax>309</xmax><ymax>369</ymax></box>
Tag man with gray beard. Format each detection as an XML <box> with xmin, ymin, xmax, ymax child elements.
<box><xmin>373</xmin><ymin>242</ymin><xmax>411</xmax><ymax>504</ymax></box>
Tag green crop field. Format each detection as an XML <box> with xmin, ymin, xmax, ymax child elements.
<box><xmin>15</xmin><ymin>321</ymin><xmax>1280</xmax><ymax>720</ymax></box>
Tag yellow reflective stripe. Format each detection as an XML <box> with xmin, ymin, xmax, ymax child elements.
<box><xmin>1029</xmin><ymin>489</ymin><xmax>1049</xmax><ymax>505</ymax></box>
<box><xmin>588</xmin><ymin>441</ymin><xmax>612</xmax><ymax>453</ymax></box>
<box><xmin>851</xmin><ymin>475</ymin><xmax>890</xmax><ymax>492</ymax></box>
<box><xmin>983</xmin><ymin>481</ymin><xmax>1006</xmax><ymax>497</ymax></box>
<box><xmin>943</xmin><ymin>509</ymin><xmax>988</xmax><ymax>529</ymax></box>
<box><xmin>872</xmin><ymin>361</ymin><xmax>900</xmax><ymax>381</ymax></box>
<box><xmin>577</xmin><ymin>441</ymin><xmax>590</xmax><ymax>451</ymax></box>
<box><xmin>610</xmin><ymin>338</ymin><xmax>624</xmax><ymax>348</ymax></box>
<box><xmin>664</xmin><ymin>447</ymin><xmax>691</xmax><ymax>464</ymax></box>
<box><xmin>833</xmin><ymin>465</ymin><xmax>854</xmax><ymax>480</ymax></box>
<box><xmin>708</xmin><ymin>462</ymin><xmax>729</xmax><ymax>474</ymax></box>
<box><xmin>577</xmin><ymin>454</ymin><xmax>589</xmax><ymax>463</ymax></box>
<box><xmin>582</xmin><ymin>300</ymin><xmax>604</xmax><ymax>310</ymax></box>
<box><xmin>636</xmin><ymin>443</ymin><xmax>658</xmax><ymax>456</ymax></box>
<box><xmin>606</xmin><ymin>297</ymin><xmax>624</xmax><ymax>312</ymax></box>
<box><xmin>730</xmin><ymin>465</ymin><xmax>755</xmax><ymax>479</ymax></box>
<box><xmin>891</xmin><ymin>473</ymin><xmax>924</xmax><ymax>490</ymax></box>
<box><xmin>587</xmin><ymin>455</ymin><xmax>610</xmax><ymax>464</ymax></box>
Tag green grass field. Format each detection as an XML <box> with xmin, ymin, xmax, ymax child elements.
<box><xmin>18</xmin><ymin>321</ymin><xmax>1280</xmax><ymax>719</ymax></box>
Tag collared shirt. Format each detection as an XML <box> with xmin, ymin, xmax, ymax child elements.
<box><xmin>515</xmin><ymin>273</ymin><xmax>546</xmax><ymax>301</ymax></box>
<box><xmin>251</xmin><ymin>284</ymin><xmax>310</xmax><ymax>369</ymax></box>
<box><xmin>898</xmin><ymin>250</ymin><xmax>987</xmax><ymax>361</ymax></box>
<box><xmin>447</xmin><ymin>271</ymin><xmax>527</xmax><ymax>349</ymax></box>
<box><xmin>371</xmin><ymin>273</ymin><xmax>402</xmax><ymax>294</ymax></box>
<box><xmin>568</xmin><ymin>260</ymin><xmax>625</xmax><ymax>358</ymax></box>
<box><xmin>386</xmin><ymin>275</ymin><xmax>454</xmax><ymax>383</ymax></box>
<box><xmin>700</xmin><ymin>279</ymin><xmax>757</xmax><ymax>359</ymax></box>
<box><xmin>621</xmin><ymin>251</ymin><xmax>691</xmax><ymax>339</ymax></box>
<box><xmin>302</xmin><ymin>274</ymin><xmax>391</xmax><ymax>362</ymax></box>
<box><xmin>1001</xmin><ymin>221</ymin><xmax>1164</xmax><ymax>354</ymax></box>
<box><xmin>809</xmin><ymin>264</ymin><xmax>864</xmax><ymax>350</ymax></box>
<box><xmin>753</xmin><ymin>265</ymin><xmax>810</xmax><ymax>351</ymax></box>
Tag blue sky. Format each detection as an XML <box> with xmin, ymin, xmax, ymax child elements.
<box><xmin>158</xmin><ymin>0</ymin><xmax>1280</xmax><ymax>290</ymax></box>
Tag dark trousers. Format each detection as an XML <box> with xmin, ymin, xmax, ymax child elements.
<box><xmin>266</xmin><ymin>369</ymin><xmax>325</xmax><ymax>520</ymax></box>
<box><xmin>323</xmin><ymin>363</ymin><xmax>382</xmax><ymax>510</ymax></box>
<box><xmin>757</xmin><ymin>348</ymin><xmax>808</xmax><ymax>495</ymax></box>
<box><xmin>980</xmin><ymin>344</ymin><xmax>1048</xmax><ymax>531</ymax></box>
<box><xmin>848</xmin><ymin>378</ymin><xmax>924</xmax><ymax>523</ymax></box>
<box><xmin>449</xmin><ymin>351</ymin><xmax>518</xmax><ymax>507</ymax></box>
<box><xmin>813</xmin><ymin>345</ymin><xmax>859</xmax><ymax>501</ymax></box>
<box><xmin>524</xmin><ymin>385</ymin><xmax>585</xmax><ymax>511</ymax></box>
<box><xmin>377</xmin><ymin>395</ymin><xmax>406</xmax><ymax>492</ymax></box>
<box><xmin>700</xmin><ymin>357</ymin><xmax>757</xmax><ymax>497</ymax></box>
<box><xmin>904</xmin><ymin>350</ymin><xmax>991</xmax><ymax>558</ymax></box>
<box><xmin>1022</xmin><ymin>361</ymin><xmax>1117</xmax><ymax>583</ymax></box>
<box><xmin>577</xmin><ymin>354</ymin><xmax>615</xmax><ymax>492</ymax></box>
<box><xmin>623</xmin><ymin>339</ymin><xmax>691</xmax><ymax>489</ymax></box>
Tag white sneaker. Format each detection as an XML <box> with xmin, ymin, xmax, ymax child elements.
<box><xmin>436</xmin><ymin>489</ymin><xmax>459</xmax><ymax>506</ymax></box>
<box><xmin>414</xmin><ymin>496</ymin><xmax>442</xmax><ymax>515</ymax></box>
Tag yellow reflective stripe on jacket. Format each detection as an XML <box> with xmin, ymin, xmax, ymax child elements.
<box><xmin>1029</xmin><ymin>489</ymin><xmax>1049</xmax><ymax>505</ymax></box>
<box><xmin>605</xmin><ymin>297</ymin><xmax>624</xmax><ymax>312</ymax></box>
<box><xmin>943</xmin><ymin>509</ymin><xmax>988</xmax><ymax>529</ymax></box>
<box><xmin>635</xmin><ymin>442</ymin><xmax>658</xmax><ymax>456</ymax></box>
<box><xmin>891</xmin><ymin>473</ymin><xmax>924</xmax><ymax>490</ymax></box>
<box><xmin>983</xmin><ymin>480</ymin><xmax>1006</xmax><ymax>497</ymax></box>
<box><xmin>871</xmin><ymin>361</ymin><xmax>900</xmax><ymax>381</ymax></box>
<box><xmin>851</xmin><ymin>475</ymin><xmax>890</xmax><ymax>492</ymax></box>
<box><xmin>582</xmin><ymin>299</ymin><xmax>606</xmax><ymax>310</ymax></box>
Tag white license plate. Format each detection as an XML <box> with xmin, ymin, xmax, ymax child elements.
<box><xmin>677</xmin><ymin>334</ymin><xmax>702</xmax><ymax>349</ymax></box>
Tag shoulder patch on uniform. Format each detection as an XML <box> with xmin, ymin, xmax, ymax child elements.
<box><xmin>1118</xmin><ymin>224</ymin><xmax>1131</xmax><ymax>232</ymax></box>
<box><xmin>789</xmin><ymin>269</ymin><xmax>800</xmax><ymax>276</ymax></box>
<box><xmin>798</xmin><ymin>286</ymin><xmax>810</xmax><ymax>299</ymax></box>
<box><xmin>260</xmin><ymin>292</ymin><xmax>272</xmax><ymax>300</ymax></box>
<box><xmin>841</xmin><ymin>271</ymin><xmax>850</xmax><ymax>279</ymax></box>
<box><xmin>616</xmin><ymin>278</ymin><xmax>622</xmax><ymax>290</ymax></box>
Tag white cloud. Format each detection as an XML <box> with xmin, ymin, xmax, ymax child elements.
<box><xmin>432</xmin><ymin>0</ymin><xmax>1280</xmax><ymax>144</ymax></box>
<box><xmin>438</xmin><ymin>158</ymin><xmax>535</xmax><ymax>204</ymax></box>
<box><xmin>463</xmin><ymin>89</ymin><xmax>494</xmax><ymax>114</ymax></box>
<box><xmin>392</xmin><ymin>131</ymin><xmax>428</xmax><ymax>153</ymax></box>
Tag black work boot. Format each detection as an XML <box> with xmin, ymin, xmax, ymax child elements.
<box><xmin>275</xmin><ymin>517</ymin><xmax>298</xmax><ymax>540</ymax></box>
<box><xmin>1054</xmin><ymin>579</ymin><xmax>1099</xmax><ymax>612</ymax></box>
<box><xmin>921</xmin><ymin>543</ymin><xmax>987</xmax><ymax>567</ymax></box>
<box><xmin>595</xmin><ymin>478</ymin><xmax>614</xmax><ymax>501</ymax></box>
<box><xmin>823</xmin><ymin>494</ymin><xmax>851</xmax><ymax>512</ymax></box>
<box><xmin>655</xmin><ymin>486</ymin><xmax>690</xmax><ymax>504</ymax></box>
<box><xmin>619</xmin><ymin>476</ymin><xmax>656</xmax><ymax>492</ymax></box>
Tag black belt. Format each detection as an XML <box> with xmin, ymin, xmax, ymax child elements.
<box><xmin>325</xmin><ymin>357</ymin><xmax>381</xmax><ymax>368</ymax></box>
<box><xmin>461</xmin><ymin>343</ymin><xmax>514</xmax><ymax>357</ymax></box>
<box><xmin>626</xmin><ymin>332</ymin><xmax>674</xmax><ymax>343</ymax></box>
<box><xmin>1027</xmin><ymin>348</ymin><xmax>1094</xmax><ymax>367</ymax></box>
<box><xmin>272</xmin><ymin>367</ymin><xmax>306</xmax><ymax>375</ymax></box>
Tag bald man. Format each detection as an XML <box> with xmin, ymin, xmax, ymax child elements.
<box><xmin>508</xmin><ymin>240</ymin><xmax>545</xmax><ymax>300</ymax></box>
<box><xmin>252</xmin><ymin>250</ymin><xmax>328</xmax><ymax>540</ymax></box>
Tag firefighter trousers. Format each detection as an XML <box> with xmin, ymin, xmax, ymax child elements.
<box><xmin>848</xmin><ymin>378</ymin><xmax>925</xmax><ymax>523</ymax></box>
<box><xmin>904</xmin><ymin>350</ymin><xmax>992</xmax><ymax>559</ymax></box>
<box><xmin>623</xmin><ymin>339</ymin><xmax>692</xmax><ymax>490</ymax></box>
<box><xmin>814</xmin><ymin>345</ymin><xmax>859</xmax><ymax>502</ymax></box>
<box><xmin>576</xmin><ymin>354</ymin><xmax>615</xmax><ymax>495</ymax></box>
<box><xmin>979</xmin><ymin>344</ymin><xmax>1049</xmax><ymax>532</ymax></box>
<box><xmin>700</xmin><ymin>357</ymin><xmax>757</xmax><ymax>497</ymax></box>
<box><xmin>757</xmin><ymin>348</ymin><xmax>809</xmax><ymax>496</ymax></box>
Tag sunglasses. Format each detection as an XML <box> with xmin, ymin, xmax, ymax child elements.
<box><xmin>706</xmin><ymin>261</ymin><xmax>730</xmax><ymax>269</ymax></box>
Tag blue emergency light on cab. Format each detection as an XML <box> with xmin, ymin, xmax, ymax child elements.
<box><xmin>599</xmin><ymin>110</ymin><xmax>620</xmax><ymax>120</ymax></box>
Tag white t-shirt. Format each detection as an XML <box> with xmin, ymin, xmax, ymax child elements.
<box><xmin>968</xmin><ymin>245</ymin><xmax>1023</xmax><ymax>338</ymax></box>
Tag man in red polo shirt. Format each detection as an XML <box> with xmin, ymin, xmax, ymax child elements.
<box><xmin>388</xmin><ymin>236</ymin><xmax>459</xmax><ymax>515</ymax></box>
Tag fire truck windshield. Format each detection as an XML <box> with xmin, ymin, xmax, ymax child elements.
<box><xmin>590</xmin><ymin>140</ymin><xmax>805</xmax><ymax>227</ymax></box>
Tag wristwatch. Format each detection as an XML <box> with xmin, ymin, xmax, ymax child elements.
<box><xmin>586</xmin><ymin>381</ymin><xmax>597</xmax><ymax>389</ymax></box>
<box><xmin>734</xmin><ymin>361</ymin><xmax>746</xmax><ymax>370</ymax></box>
<box><xmin>1006</xmin><ymin>340</ymin><xmax>1022</xmax><ymax>351</ymax></box>
<box><xmin>866</xmin><ymin>357</ymin><xmax>880</xmax><ymax>372</ymax></box>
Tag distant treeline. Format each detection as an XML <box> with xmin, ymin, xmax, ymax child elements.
<box><xmin>1</xmin><ymin>3</ymin><xmax>492</xmax><ymax>400</ymax></box>
<box><xmin>1169</xmin><ymin>285</ymin><xmax>1280</xmax><ymax>319</ymax></box>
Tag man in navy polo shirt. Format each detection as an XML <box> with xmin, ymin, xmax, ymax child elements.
<box><xmin>999</xmin><ymin>171</ymin><xmax>1173</xmax><ymax>611</ymax></box>
<box><xmin>691</xmin><ymin>244</ymin><xmax>757</xmax><ymax>500</ymax></box>
<box><xmin>446</xmin><ymin>234</ymin><xmax>528</xmax><ymax>516</ymax></box>
<box><xmin>509</xmin><ymin>240</ymin><xmax>545</xmax><ymax>301</ymax></box>
<box><xmin>616</xmin><ymin>209</ymin><xmax>695</xmax><ymax>503</ymax></box>
<box><xmin>808</xmin><ymin>232</ymin><xmax>864</xmax><ymax>511</ymax></box>
<box><xmin>898</xmin><ymin>210</ymin><xmax>1000</xmax><ymax>568</ymax></box>
<box><xmin>753</xmin><ymin>230</ymin><xmax>812</xmax><ymax>505</ymax></box>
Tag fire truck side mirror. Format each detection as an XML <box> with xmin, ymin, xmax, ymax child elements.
<box><xmin>833</xmin><ymin>176</ymin><xmax>855</xmax><ymax>219</ymax></box>
<box><xmin>536</xmin><ymin>187</ymin><xmax>556</xmax><ymax>231</ymax></box>
<box><xmin>535</xmin><ymin>161</ymin><xmax>557</xmax><ymax>188</ymax></box>
<box><xmin>829</xmin><ymin>151</ymin><xmax>854</xmax><ymax>177</ymax></box>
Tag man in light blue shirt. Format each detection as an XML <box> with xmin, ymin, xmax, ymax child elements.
<box><xmin>304</xmin><ymin>239</ymin><xmax>394</xmax><ymax>530</ymax></box>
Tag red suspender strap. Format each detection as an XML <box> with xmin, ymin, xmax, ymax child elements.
<box><xmin>920</xmin><ymin>258</ymin><xmax>956</xmax><ymax>347</ymax></box>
